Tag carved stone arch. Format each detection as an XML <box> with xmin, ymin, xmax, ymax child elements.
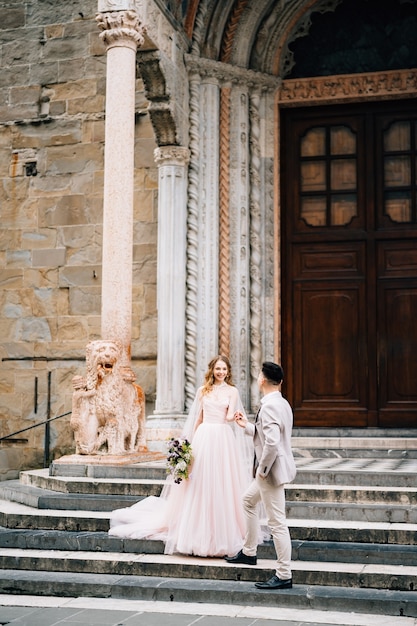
<box><xmin>136</xmin><ymin>49</ymin><xmax>179</xmax><ymax>145</ymax></box>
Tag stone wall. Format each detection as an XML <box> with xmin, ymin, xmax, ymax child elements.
<box><xmin>0</xmin><ymin>0</ymin><xmax>158</xmax><ymax>478</ymax></box>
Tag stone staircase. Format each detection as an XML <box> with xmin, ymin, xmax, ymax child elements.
<box><xmin>0</xmin><ymin>428</ymin><xmax>416</xmax><ymax>618</ymax></box>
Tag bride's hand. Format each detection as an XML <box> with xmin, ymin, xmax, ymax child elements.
<box><xmin>234</xmin><ymin>411</ymin><xmax>247</xmax><ymax>428</ymax></box>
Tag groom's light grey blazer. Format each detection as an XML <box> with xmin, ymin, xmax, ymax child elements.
<box><xmin>245</xmin><ymin>390</ymin><xmax>296</xmax><ymax>487</ymax></box>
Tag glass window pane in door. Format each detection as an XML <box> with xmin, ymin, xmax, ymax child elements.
<box><xmin>331</xmin><ymin>126</ymin><xmax>356</xmax><ymax>155</ymax></box>
<box><xmin>384</xmin><ymin>121</ymin><xmax>410</xmax><ymax>152</ymax></box>
<box><xmin>384</xmin><ymin>156</ymin><xmax>411</xmax><ymax>187</ymax></box>
<box><xmin>301</xmin><ymin>127</ymin><xmax>326</xmax><ymax>157</ymax></box>
<box><xmin>301</xmin><ymin>196</ymin><xmax>326</xmax><ymax>226</ymax></box>
<box><xmin>301</xmin><ymin>161</ymin><xmax>326</xmax><ymax>191</ymax></box>
<box><xmin>331</xmin><ymin>159</ymin><xmax>357</xmax><ymax>191</ymax></box>
<box><xmin>331</xmin><ymin>194</ymin><xmax>357</xmax><ymax>226</ymax></box>
<box><xmin>385</xmin><ymin>191</ymin><xmax>411</xmax><ymax>222</ymax></box>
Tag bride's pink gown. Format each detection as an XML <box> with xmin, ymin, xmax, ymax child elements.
<box><xmin>109</xmin><ymin>385</ymin><xmax>249</xmax><ymax>557</ymax></box>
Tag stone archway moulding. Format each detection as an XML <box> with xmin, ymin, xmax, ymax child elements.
<box><xmin>278</xmin><ymin>68</ymin><xmax>417</xmax><ymax>105</ymax></box>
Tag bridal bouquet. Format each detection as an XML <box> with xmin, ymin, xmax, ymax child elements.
<box><xmin>166</xmin><ymin>437</ymin><xmax>192</xmax><ymax>484</ymax></box>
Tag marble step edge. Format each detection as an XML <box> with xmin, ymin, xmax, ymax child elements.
<box><xmin>0</xmin><ymin>530</ymin><xmax>416</xmax><ymax>565</ymax></box>
<box><xmin>0</xmin><ymin>569</ymin><xmax>416</xmax><ymax>617</ymax></box>
<box><xmin>0</xmin><ymin>548</ymin><xmax>415</xmax><ymax>591</ymax></box>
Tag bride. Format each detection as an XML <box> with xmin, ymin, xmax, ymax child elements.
<box><xmin>109</xmin><ymin>355</ymin><xmax>253</xmax><ymax>557</ymax></box>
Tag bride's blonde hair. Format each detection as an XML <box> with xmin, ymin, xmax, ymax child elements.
<box><xmin>201</xmin><ymin>355</ymin><xmax>234</xmax><ymax>395</ymax></box>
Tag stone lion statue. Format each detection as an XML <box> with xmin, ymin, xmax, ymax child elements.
<box><xmin>70</xmin><ymin>339</ymin><xmax>147</xmax><ymax>455</ymax></box>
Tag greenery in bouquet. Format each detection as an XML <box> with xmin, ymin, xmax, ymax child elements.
<box><xmin>166</xmin><ymin>437</ymin><xmax>193</xmax><ymax>484</ymax></box>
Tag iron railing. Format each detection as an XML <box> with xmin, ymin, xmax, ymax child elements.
<box><xmin>0</xmin><ymin>371</ymin><xmax>72</xmax><ymax>467</ymax></box>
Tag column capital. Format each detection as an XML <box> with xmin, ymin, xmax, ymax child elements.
<box><xmin>96</xmin><ymin>9</ymin><xmax>146</xmax><ymax>50</ymax></box>
<box><xmin>154</xmin><ymin>146</ymin><xmax>190</xmax><ymax>167</ymax></box>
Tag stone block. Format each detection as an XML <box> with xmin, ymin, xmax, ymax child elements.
<box><xmin>45</xmin><ymin>143</ymin><xmax>104</xmax><ymax>175</ymax></box>
<box><xmin>69</xmin><ymin>286</ymin><xmax>101</xmax><ymax>315</ymax></box>
<box><xmin>45</xmin><ymin>25</ymin><xmax>65</xmax><ymax>39</ymax></box>
<box><xmin>2</xmin><ymin>38</ymin><xmax>42</xmax><ymax>67</ymax></box>
<box><xmin>0</xmin><ymin>102</ymin><xmax>39</xmax><ymax>124</ymax></box>
<box><xmin>134</xmin><ymin>137</ymin><xmax>158</xmax><ymax>168</ymax></box>
<box><xmin>0</xmin><ymin>65</ymin><xmax>30</xmax><ymax>90</ymax></box>
<box><xmin>10</xmin><ymin>85</ymin><xmax>40</xmax><ymax>106</ymax></box>
<box><xmin>0</xmin><ymin>8</ymin><xmax>25</xmax><ymax>30</ymax></box>
<box><xmin>0</xmin><ymin>229</ymin><xmax>20</xmax><ymax>252</ymax></box>
<box><xmin>29</xmin><ymin>62</ymin><xmax>59</xmax><ymax>87</ymax></box>
<box><xmin>82</xmin><ymin>120</ymin><xmax>105</xmax><ymax>144</ymax></box>
<box><xmin>58</xmin><ymin>224</ymin><xmax>95</xmax><ymax>249</ymax></box>
<box><xmin>12</xmin><ymin>120</ymin><xmax>83</xmax><ymax>148</ymax></box>
<box><xmin>40</xmin><ymin>195</ymin><xmax>87</xmax><ymax>227</ymax></box>
<box><xmin>59</xmin><ymin>265</ymin><xmax>101</xmax><ymax>287</ymax></box>
<box><xmin>6</xmin><ymin>250</ymin><xmax>31</xmax><ymax>268</ymax></box>
<box><xmin>133</xmin><ymin>222</ymin><xmax>157</xmax><ymax>245</ymax></box>
<box><xmin>67</xmin><ymin>94</ymin><xmax>105</xmax><ymax>115</ymax></box>
<box><xmin>32</xmin><ymin>248</ymin><xmax>66</xmax><ymax>268</ymax></box>
<box><xmin>21</xmin><ymin>229</ymin><xmax>58</xmax><ymax>250</ymax></box>
<box><xmin>54</xmin><ymin>316</ymin><xmax>89</xmax><ymax>341</ymax></box>
<box><xmin>57</xmin><ymin>58</ymin><xmax>87</xmax><ymax>83</ymax></box>
<box><xmin>0</xmin><ymin>269</ymin><xmax>24</xmax><ymax>289</ymax></box>
<box><xmin>49</xmin><ymin>101</ymin><xmax>66</xmax><ymax>116</ymax></box>
<box><xmin>89</xmin><ymin>35</ymin><xmax>106</xmax><ymax>58</ymax></box>
<box><xmin>41</xmin><ymin>37</ymin><xmax>89</xmax><ymax>63</ymax></box>
<box><xmin>49</xmin><ymin>78</ymin><xmax>97</xmax><ymax>101</ymax></box>
<box><xmin>22</xmin><ymin>268</ymin><xmax>60</xmax><ymax>289</ymax></box>
<box><xmin>66</xmin><ymin>242</ymin><xmax>102</xmax><ymax>266</ymax></box>
<box><xmin>133</xmin><ymin>190</ymin><xmax>157</xmax><ymax>222</ymax></box>
<box><xmin>14</xmin><ymin>316</ymin><xmax>52</xmax><ymax>342</ymax></box>
<box><xmin>0</xmin><ymin>371</ymin><xmax>14</xmax><ymax>394</ymax></box>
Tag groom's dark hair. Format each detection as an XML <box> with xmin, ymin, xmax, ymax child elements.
<box><xmin>262</xmin><ymin>362</ymin><xmax>284</xmax><ymax>385</ymax></box>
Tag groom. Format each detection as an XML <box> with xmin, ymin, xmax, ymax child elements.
<box><xmin>226</xmin><ymin>361</ymin><xmax>296</xmax><ymax>590</ymax></box>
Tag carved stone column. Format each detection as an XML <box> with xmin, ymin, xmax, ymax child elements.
<box><xmin>96</xmin><ymin>2</ymin><xmax>145</xmax><ymax>366</ymax></box>
<box><xmin>195</xmin><ymin>77</ymin><xmax>220</xmax><ymax>384</ymax></box>
<box><xmin>153</xmin><ymin>146</ymin><xmax>190</xmax><ymax>416</ymax></box>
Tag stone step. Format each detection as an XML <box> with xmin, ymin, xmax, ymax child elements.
<box><xmin>2</xmin><ymin>481</ymin><xmax>416</xmax><ymax>523</ymax></box>
<box><xmin>4</xmin><ymin>472</ymin><xmax>417</xmax><ymax>523</ymax></box>
<box><xmin>49</xmin><ymin>457</ymin><xmax>417</xmax><ymax>487</ymax></box>
<box><xmin>19</xmin><ymin>469</ymin><xmax>417</xmax><ymax>505</ymax></box>
<box><xmin>0</xmin><ymin>499</ymin><xmax>416</xmax><ymax>544</ymax></box>
<box><xmin>0</xmin><ymin>548</ymin><xmax>415</xmax><ymax>591</ymax></box>
<box><xmin>0</xmin><ymin>528</ymin><xmax>416</xmax><ymax>567</ymax></box>
<box><xmin>0</xmin><ymin>569</ymin><xmax>415</xmax><ymax>617</ymax></box>
<box><xmin>292</xmin><ymin>432</ymin><xmax>417</xmax><ymax>459</ymax></box>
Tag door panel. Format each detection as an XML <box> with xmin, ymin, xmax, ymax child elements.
<box><xmin>282</xmin><ymin>101</ymin><xmax>417</xmax><ymax>428</ymax></box>
<box><xmin>377</xmin><ymin>240</ymin><xmax>417</xmax><ymax>425</ymax></box>
<box><xmin>292</xmin><ymin>243</ymin><xmax>367</xmax><ymax>426</ymax></box>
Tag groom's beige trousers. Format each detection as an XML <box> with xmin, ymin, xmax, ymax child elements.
<box><xmin>242</xmin><ymin>475</ymin><xmax>292</xmax><ymax>580</ymax></box>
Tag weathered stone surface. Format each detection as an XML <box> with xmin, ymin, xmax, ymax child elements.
<box><xmin>14</xmin><ymin>317</ymin><xmax>52</xmax><ymax>342</ymax></box>
<box><xmin>44</xmin><ymin>143</ymin><xmax>103</xmax><ymax>175</ymax></box>
<box><xmin>0</xmin><ymin>8</ymin><xmax>25</xmax><ymax>30</ymax></box>
<box><xmin>21</xmin><ymin>229</ymin><xmax>58</xmax><ymax>250</ymax></box>
<box><xmin>29</xmin><ymin>62</ymin><xmax>59</xmax><ymax>87</ymax></box>
<box><xmin>32</xmin><ymin>248</ymin><xmax>66</xmax><ymax>268</ymax></box>
<box><xmin>59</xmin><ymin>265</ymin><xmax>101</xmax><ymax>287</ymax></box>
<box><xmin>69</xmin><ymin>286</ymin><xmax>101</xmax><ymax>315</ymax></box>
<box><xmin>11</xmin><ymin>120</ymin><xmax>83</xmax><ymax>148</ymax></box>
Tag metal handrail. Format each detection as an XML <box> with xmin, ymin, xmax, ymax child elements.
<box><xmin>0</xmin><ymin>411</ymin><xmax>71</xmax><ymax>443</ymax></box>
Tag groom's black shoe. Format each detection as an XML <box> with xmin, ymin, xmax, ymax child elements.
<box><xmin>225</xmin><ymin>550</ymin><xmax>257</xmax><ymax>565</ymax></box>
<box><xmin>255</xmin><ymin>575</ymin><xmax>292</xmax><ymax>589</ymax></box>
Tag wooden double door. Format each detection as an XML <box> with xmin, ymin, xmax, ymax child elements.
<box><xmin>281</xmin><ymin>100</ymin><xmax>417</xmax><ymax>428</ymax></box>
